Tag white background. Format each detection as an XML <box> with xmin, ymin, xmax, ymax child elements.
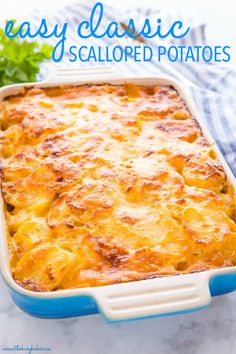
<box><xmin>0</xmin><ymin>0</ymin><xmax>235</xmax><ymax>60</ymax></box>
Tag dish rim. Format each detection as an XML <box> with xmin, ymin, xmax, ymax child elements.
<box><xmin>0</xmin><ymin>69</ymin><xmax>235</xmax><ymax>320</ymax></box>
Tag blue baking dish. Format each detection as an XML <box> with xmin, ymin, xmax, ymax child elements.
<box><xmin>2</xmin><ymin>269</ymin><xmax>236</xmax><ymax>322</ymax></box>
<box><xmin>0</xmin><ymin>67</ymin><xmax>236</xmax><ymax>322</ymax></box>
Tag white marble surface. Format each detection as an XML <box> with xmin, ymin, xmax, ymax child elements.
<box><xmin>1</xmin><ymin>273</ymin><xmax>236</xmax><ymax>354</ymax></box>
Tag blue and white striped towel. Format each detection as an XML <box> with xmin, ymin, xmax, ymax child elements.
<box><xmin>27</xmin><ymin>1</ymin><xmax>236</xmax><ymax>174</ymax></box>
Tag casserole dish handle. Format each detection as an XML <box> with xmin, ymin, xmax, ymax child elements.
<box><xmin>44</xmin><ymin>66</ymin><xmax>122</xmax><ymax>84</ymax></box>
<box><xmin>93</xmin><ymin>273</ymin><xmax>211</xmax><ymax>322</ymax></box>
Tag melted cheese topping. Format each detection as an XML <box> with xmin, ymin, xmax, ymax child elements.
<box><xmin>1</xmin><ymin>83</ymin><xmax>236</xmax><ymax>292</ymax></box>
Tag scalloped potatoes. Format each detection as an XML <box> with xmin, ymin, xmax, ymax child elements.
<box><xmin>1</xmin><ymin>83</ymin><xmax>236</xmax><ymax>292</ymax></box>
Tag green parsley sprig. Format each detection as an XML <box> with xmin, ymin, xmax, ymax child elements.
<box><xmin>0</xmin><ymin>22</ymin><xmax>53</xmax><ymax>86</ymax></box>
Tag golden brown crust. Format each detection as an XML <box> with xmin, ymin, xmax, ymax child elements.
<box><xmin>1</xmin><ymin>83</ymin><xmax>236</xmax><ymax>292</ymax></box>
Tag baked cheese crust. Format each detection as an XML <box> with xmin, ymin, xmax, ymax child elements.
<box><xmin>1</xmin><ymin>83</ymin><xmax>236</xmax><ymax>292</ymax></box>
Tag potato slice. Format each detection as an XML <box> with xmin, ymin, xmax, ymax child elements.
<box><xmin>13</xmin><ymin>217</ymin><xmax>52</xmax><ymax>256</ymax></box>
<box><xmin>14</xmin><ymin>244</ymin><xmax>74</xmax><ymax>291</ymax></box>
